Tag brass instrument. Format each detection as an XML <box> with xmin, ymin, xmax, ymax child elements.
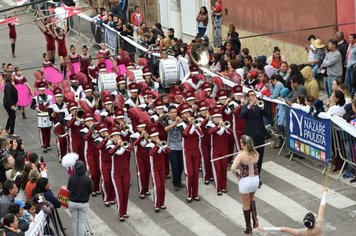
<box><xmin>53</xmin><ymin>122</ymin><xmax>69</xmax><ymax>138</ymax></box>
<box><xmin>158</xmin><ymin>141</ymin><xmax>167</xmax><ymax>147</ymax></box>
<box><xmin>257</xmin><ymin>100</ymin><xmax>264</xmax><ymax>109</ymax></box>
<box><xmin>190</xmin><ymin>43</ymin><xmax>209</xmax><ymax>67</ymax></box>
<box><xmin>90</xmin><ymin>123</ymin><xmax>98</xmax><ymax>134</ymax></box>
<box><xmin>122</xmin><ymin>124</ymin><xmax>130</xmax><ymax>132</ymax></box>
<box><xmin>223</xmin><ymin>121</ymin><xmax>231</xmax><ymax>127</ymax></box>
<box><xmin>144</xmin><ymin>133</ymin><xmax>151</xmax><ymax>142</ymax></box>
<box><xmin>160</xmin><ymin>114</ymin><xmax>170</xmax><ymax>123</ymax></box>
<box><xmin>121</xmin><ymin>141</ymin><xmax>130</xmax><ymax>148</ymax></box>
<box><xmin>75</xmin><ymin>108</ymin><xmax>85</xmax><ymax>120</ymax></box>
<box><xmin>110</xmin><ymin>104</ymin><xmax>118</xmax><ymax>113</ymax></box>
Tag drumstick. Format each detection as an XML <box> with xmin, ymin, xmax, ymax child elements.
<box><xmin>323</xmin><ymin>164</ymin><xmax>332</xmax><ymax>189</ymax></box>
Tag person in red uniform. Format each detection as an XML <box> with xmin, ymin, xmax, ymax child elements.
<box><xmin>150</xmin><ymin>99</ymin><xmax>170</xmax><ymax>178</ymax></box>
<box><xmin>14</xmin><ymin>67</ymin><xmax>33</xmax><ymax>119</ymax></box>
<box><xmin>106</xmin><ymin>126</ymin><xmax>133</xmax><ymax>221</ymax></box>
<box><xmin>80</xmin><ymin>84</ymin><xmax>97</xmax><ymax>113</ymax></box>
<box><xmin>54</xmin><ymin>26</ymin><xmax>68</xmax><ymax>75</ymax></box>
<box><xmin>94</xmin><ymin>122</ymin><xmax>116</xmax><ymax>206</ymax></box>
<box><xmin>229</xmin><ymin>85</ymin><xmax>246</xmax><ymax>151</ymax></box>
<box><xmin>114</xmin><ymin>109</ymin><xmax>133</xmax><ymax>143</ymax></box>
<box><xmin>64</xmin><ymin>101</ymin><xmax>85</xmax><ymax>162</ymax></box>
<box><xmin>178</xmin><ymin>102</ymin><xmax>204</xmax><ymax>202</ymax></box>
<box><xmin>7</xmin><ymin>17</ymin><xmax>16</xmax><ymax>57</ymax></box>
<box><xmin>48</xmin><ymin>88</ymin><xmax>68</xmax><ymax>161</ymax></box>
<box><xmin>208</xmin><ymin>106</ymin><xmax>233</xmax><ymax>195</ymax></box>
<box><xmin>148</xmin><ymin>126</ymin><xmax>170</xmax><ymax>213</ymax></box>
<box><xmin>30</xmin><ymin>81</ymin><xmax>53</xmax><ymax>153</ymax></box>
<box><xmin>196</xmin><ymin>100</ymin><xmax>214</xmax><ymax>185</ymax></box>
<box><xmin>80</xmin><ymin>45</ymin><xmax>91</xmax><ymax>75</ymax></box>
<box><xmin>35</xmin><ymin>19</ymin><xmax>56</xmax><ymax>63</ymax></box>
<box><xmin>130</xmin><ymin>119</ymin><xmax>151</xmax><ymax>199</ymax></box>
<box><xmin>80</xmin><ymin>112</ymin><xmax>101</xmax><ymax>197</ymax></box>
<box><xmin>67</xmin><ymin>45</ymin><xmax>81</xmax><ymax>74</ymax></box>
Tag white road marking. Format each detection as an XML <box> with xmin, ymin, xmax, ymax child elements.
<box><xmin>198</xmin><ymin>179</ymin><xmax>273</xmax><ymax>236</ymax></box>
<box><xmin>263</xmin><ymin>161</ymin><xmax>356</xmax><ymax>209</ymax></box>
<box><xmin>111</xmin><ymin>200</ymin><xmax>169</xmax><ymax>236</ymax></box>
<box><xmin>2</xmin><ymin>0</ymin><xmax>16</xmax><ymax>6</ymax></box>
<box><xmin>65</xmin><ymin>208</ymin><xmax>117</xmax><ymax>236</ymax></box>
<box><xmin>148</xmin><ymin>189</ymin><xmax>225</xmax><ymax>236</ymax></box>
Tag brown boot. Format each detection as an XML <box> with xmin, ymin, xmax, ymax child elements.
<box><xmin>243</xmin><ymin>209</ymin><xmax>252</xmax><ymax>234</ymax></box>
<box><xmin>250</xmin><ymin>200</ymin><xmax>259</xmax><ymax>228</ymax></box>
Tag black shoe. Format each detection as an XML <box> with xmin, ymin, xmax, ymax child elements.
<box><xmin>145</xmin><ymin>191</ymin><xmax>151</xmax><ymax>196</ymax></box>
<box><xmin>204</xmin><ymin>180</ymin><xmax>210</xmax><ymax>185</ymax></box>
<box><xmin>42</xmin><ymin>148</ymin><xmax>47</xmax><ymax>153</ymax></box>
<box><xmin>104</xmin><ymin>202</ymin><xmax>110</xmax><ymax>207</ymax></box>
<box><xmin>155</xmin><ymin>208</ymin><xmax>160</xmax><ymax>213</ymax></box>
<box><xmin>186</xmin><ymin>197</ymin><xmax>192</xmax><ymax>203</ymax></box>
<box><xmin>160</xmin><ymin>205</ymin><xmax>167</xmax><ymax>209</ymax></box>
<box><xmin>165</xmin><ymin>175</ymin><xmax>171</xmax><ymax>179</ymax></box>
<box><xmin>350</xmin><ymin>177</ymin><xmax>356</xmax><ymax>183</ymax></box>
<box><xmin>119</xmin><ymin>216</ymin><xmax>125</xmax><ymax>222</ymax></box>
<box><xmin>124</xmin><ymin>215</ymin><xmax>129</xmax><ymax>218</ymax></box>
<box><xmin>139</xmin><ymin>194</ymin><xmax>145</xmax><ymax>199</ymax></box>
<box><xmin>174</xmin><ymin>186</ymin><xmax>180</xmax><ymax>191</ymax></box>
<box><xmin>194</xmin><ymin>196</ymin><xmax>200</xmax><ymax>201</ymax></box>
<box><xmin>22</xmin><ymin>113</ymin><xmax>27</xmax><ymax>119</ymax></box>
<box><xmin>91</xmin><ymin>192</ymin><xmax>97</xmax><ymax>197</ymax></box>
<box><xmin>222</xmin><ymin>189</ymin><xmax>227</xmax><ymax>193</ymax></box>
<box><xmin>258</xmin><ymin>181</ymin><xmax>262</xmax><ymax>188</ymax></box>
<box><xmin>217</xmin><ymin>192</ymin><xmax>222</xmax><ymax>196</ymax></box>
<box><xmin>47</xmin><ymin>147</ymin><xmax>51</xmax><ymax>151</ymax></box>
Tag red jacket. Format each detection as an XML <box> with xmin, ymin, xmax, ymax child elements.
<box><xmin>149</xmin><ymin>145</ymin><xmax>170</xmax><ymax>171</ymax></box>
<box><xmin>130</xmin><ymin>12</ymin><xmax>145</xmax><ymax>27</ymax></box>
<box><xmin>182</xmin><ymin>123</ymin><xmax>204</xmax><ymax>150</ymax></box>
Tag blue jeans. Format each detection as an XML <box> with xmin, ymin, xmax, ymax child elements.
<box><xmin>345</xmin><ymin>66</ymin><xmax>355</xmax><ymax>96</ymax></box>
<box><xmin>169</xmin><ymin>150</ymin><xmax>183</xmax><ymax>186</ymax></box>
<box><xmin>325</xmin><ymin>75</ymin><xmax>341</xmax><ymax>97</ymax></box>
<box><xmin>198</xmin><ymin>27</ymin><xmax>207</xmax><ymax>37</ymax></box>
<box><xmin>111</xmin><ymin>5</ymin><xmax>120</xmax><ymax>17</ymax></box>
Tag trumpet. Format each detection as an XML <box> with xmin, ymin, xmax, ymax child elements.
<box><xmin>144</xmin><ymin>133</ymin><xmax>151</xmax><ymax>142</ymax></box>
<box><xmin>160</xmin><ymin>114</ymin><xmax>170</xmax><ymax>123</ymax></box>
<box><xmin>222</xmin><ymin>121</ymin><xmax>231</xmax><ymax>127</ymax></box>
<box><xmin>75</xmin><ymin>108</ymin><xmax>85</xmax><ymax>120</ymax></box>
<box><xmin>158</xmin><ymin>141</ymin><xmax>167</xmax><ymax>147</ymax></box>
<box><xmin>122</xmin><ymin>124</ymin><xmax>130</xmax><ymax>132</ymax></box>
<box><xmin>110</xmin><ymin>104</ymin><xmax>118</xmax><ymax>113</ymax></box>
<box><xmin>90</xmin><ymin>123</ymin><xmax>98</xmax><ymax>133</ymax></box>
<box><xmin>121</xmin><ymin>141</ymin><xmax>130</xmax><ymax>148</ymax></box>
<box><xmin>257</xmin><ymin>100</ymin><xmax>264</xmax><ymax>109</ymax></box>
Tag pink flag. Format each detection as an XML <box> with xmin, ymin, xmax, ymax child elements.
<box><xmin>118</xmin><ymin>64</ymin><xmax>127</xmax><ymax>75</ymax></box>
<box><xmin>44</xmin><ymin>67</ymin><xmax>64</xmax><ymax>83</ymax></box>
<box><xmin>66</xmin><ymin>62</ymin><xmax>80</xmax><ymax>79</ymax></box>
<box><xmin>105</xmin><ymin>59</ymin><xmax>114</xmax><ymax>73</ymax></box>
<box><xmin>0</xmin><ymin>17</ymin><xmax>18</xmax><ymax>25</ymax></box>
<box><xmin>15</xmin><ymin>84</ymin><xmax>32</xmax><ymax>107</ymax></box>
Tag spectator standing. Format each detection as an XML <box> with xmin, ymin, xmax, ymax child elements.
<box><xmin>196</xmin><ymin>6</ymin><xmax>209</xmax><ymax>37</ymax></box>
<box><xmin>130</xmin><ymin>6</ymin><xmax>145</xmax><ymax>27</ymax></box>
<box><xmin>321</xmin><ymin>39</ymin><xmax>343</xmax><ymax>97</ymax></box>
<box><xmin>118</xmin><ymin>0</ymin><xmax>128</xmax><ymax>22</ymax></box>
<box><xmin>212</xmin><ymin>0</ymin><xmax>222</xmax><ymax>47</ymax></box>
<box><xmin>110</xmin><ymin>0</ymin><xmax>120</xmax><ymax>17</ymax></box>
<box><xmin>301</xmin><ymin>66</ymin><xmax>320</xmax><ymax>99</ymax></box>
<box><xmin>227</xmin><ymin>24</ymin><xmax>241</xmax><ymax>55</ymax></box>
<box><xmin>335</xmin><ymin>31</ymin><xmax>349</xmax><ymax>80</ymax></box>
<box><xmin>67</xmin><ymin>160</ymin><xmax>93</xmax><ymax>236</ymax></box>
<box><xmin>0</xmin><ymin>180</ymin><xmax>17</xmax><ymax>219</ymax></box>
<box><xmin>3</xmin><ymin>73</ymin><xmax>18</xmax><ymax>138</ymax></box>
<box><xmin>345</xmin><ymin>33</ymin><xmax>356</xmax><ymax>96</ymax></box>
<box><xmin>305</xmin><ymin>35</ymin><xmax>316</xmax><ymax>64</ymax></box>
<box><xmin>306</xmin><ymin>38</ymin><xmax>326</xmax><ymax>78</ymax></box>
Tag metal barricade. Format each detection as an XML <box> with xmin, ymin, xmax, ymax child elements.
<box><xmin>332</xmin><ymin>123</ymin><xmax>356</xmax><ymax>180</ymax></box>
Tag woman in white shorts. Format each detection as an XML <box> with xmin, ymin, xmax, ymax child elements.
<box><xmin>231</xmin><ymin>135</ymin><xmax>260</xmax><ymax>235</ymax></box>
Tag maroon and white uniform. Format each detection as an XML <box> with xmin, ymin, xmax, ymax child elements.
<box><xmin>107</xmin><ymin>131</ymin><xmax>132</xmax><ymax>216</ymax></box>
<box><xmin>181</xmin><ymin>121</ymin><xmax>204</xmax><ymax>199</ymax></box>
<box><xmin>208</xmin><ymin>118</ymin><xmax>233</xmax><ymax>193</ymax></box>
<box><xmin>149</xmin><ymin>143</ymin><xmax>170</xmax><ymax>209</ymax></box>
<box><xmin>70</xmin><ymin>85</ymin><xmax>84</xmax><ymax>102</ymax></box>
<box><xmin>80</xmin><ymin>53</ymin><xmax>91</xmax><ymax>75</ymax></box>
<box><xmin>31</xmin><ymin>93</ymin><xmax>53</xmax><ymax>149</ymax></box>
<box><xmin>198</xmin><ymin>116</ymin><xmax>213</xmax><ymax>182</ymax></box>
<box><xmin>131</xmin><ymin>131</ymin><xmax>151</xmax><ymax>196</ymax></box>
<box><xmin>80</xmin><ymin>96</ymin><xmax>97</xmax><ymax>113</ymax></box>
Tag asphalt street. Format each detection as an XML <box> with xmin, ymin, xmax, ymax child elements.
<box><xmin>0</xmin><ymin>3</ymin><xmax>356</xmax><ymax>236</ymax></box>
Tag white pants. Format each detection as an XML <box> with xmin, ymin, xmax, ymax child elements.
<box><xmin>69</xmin><ymin>201</ymin><xmax>89</xmax><ymax>236</ymax></box>
<box><xmin>239</xmin><ymin>176</ymin><xmax>260</xmax><ymax>194</ymax></box>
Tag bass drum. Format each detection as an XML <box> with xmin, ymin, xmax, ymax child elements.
<box><xmin>97</xmin><ymin>73</ymin><xmax>117</xmax><ymax>93</ymax></box>
<box><xmin>159</xmin><ymin>58</ymin><xmax>179</xmax><ymax>88</ymax></box>
<box><xmin>132</xmin><ymin>69</ymin><xmax>144</xmax><ymax>83</ymax></box>
<box><xmin>178</xmin><ymin>56</ymin><xmax>189</xmax><ymax>81</ymax></box>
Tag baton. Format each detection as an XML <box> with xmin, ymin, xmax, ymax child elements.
<box><xmin>211</xmin><ymin>141</ymin><xmax>274</xmax><ymax>162</ymax></box>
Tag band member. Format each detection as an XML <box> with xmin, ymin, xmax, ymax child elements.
<box><xmin>48</xmin><ymin>88</ymin><xmax>68</xmax><ymax>161</ymax></box>
<box><xmin>208</xmin><ymin>106</ymin><xmax>232</xmax><ymax>195</ymax></box>
<box><xmin>99</xmin><ymin>95</ymin><xmax>115</xmax><ymax>118</ymax></box>
<box><xmin>31</xmin><ymin>81</ymin><xmax>53</xmax><ymax>153</ymax></box>
<box><xmin>178</xmin><ymin>102</ymin><xmax>204</xmax><ymax>202</ymax></box>
<box><xmin>94</xmin><ymin>122</ymin><xmax>116</xmax><ymax>206</ymax></box>
<box><xmin>142</xmin><ymin>67</ymin><xmax>159</xmax><ymax>91</ymax></box>
<box><xmin>80</xmin><ymin>112</ymin><xmax>101</xmax><ymax>196</ymax></box>
<box><xmin>67</xmin><ymin>45</ymin><xmax>81</xmax><ymax>73</ymax></box>
<box><xmin>164</xmin><ymin>105</ymin><xmax>184</xmax><ymax>191</ymax></box>
<box><xmin>87</xmin><ymin>58</ymin><xmax>97</xmax><ymax>85</ymax></box>
<box><xmin>113</xmin><ymin>75</ymin><xmax>130</xmax><ymax>100</ymax></box>
<box><xmin>69</xmin><ymin>75</ymin><xmax>84</xmax><ymax>102</ymax></box>
<box><xmin>125</xmin><ymin>82</ymin><xmax>145</xmax><ymax>109</ymax></box>
<box><xmin>151</xmin><ymin>99</ymin><xmax>170</xmax><ymax>178</ymax></box>
<box><xmin>81</xmin><ymin>84</ymin><xmax>97</xmax><ymax>113</ymax></box>
<box><xmin>114</xmin><ymin>109</ymin><xmax>133</xmax><ymax>142</ymax></box>
<box><xmin>106</xmin><ymin>126</ymin><xmax>133</xmax><ymax>221</ymax></box>
<box><xmin>200</xmin><ymin>81</ymin><xmax>213</xmax><ymax>97</ymax></box>
<box><xmin>184</xmin><ymin>91</ymin><xmax>198</xmax><ymax>117</ymax></box>
<box><xmin>80</xmin><ymin>45</ymin><xmax>91</xmax><ymax>75</ymax></box>
<box><xmin>64</xmin><ymin>101</ymin><xmax>85</xmax><ymax>162</ymax></box>
<box><xmin>14</xmin><ymin>67</ymin><xmax>33</xmax><ymax>119</ymax></box>
<box><xmin>8</xmin><ymin>17</ymin><xmax>16</xmax><ymax>57</ymax></box>
<box><xmin>230</xmin><ymin>85</ymin><xmax>246</xmax><ymax>151</ymax></box>
<box><xmin>196</xmin><ymin>101</ymin><xmax>213</xmax><ymax>184</ymax></box>
<box><xmin>240</xmin><ymin>90</ymin><xmax>269</xmax><ymax>187</ymax></box>
<box><xmin>186</xmin><ymin>66</ymin><xmax>204</xmax><ymax>90</ymax></box>
<box><xmin>231</xmin><ymin>135</ymin><xmax>260</xmax><ymax>234</ymax></box>
<box><xmin>130</xmin><ymin>119</ymin><xmax>151</xmax><ymax>199</ymax></box>
<box><xmin>148</xmin><ymin>126</ymin><xmax>170</xmax><ymax>212</ymax></box>
<box><xmin>54</xmin><ymin>26</ymin><xmax>68</xmax><ymax>75</ymax></box>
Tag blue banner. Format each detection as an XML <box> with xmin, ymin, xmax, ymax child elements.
<box><xmin>103</xmin><ymin>25</ymin><xmax>118</xmax><ymax>54</ymax></box>
<box><xmin>286</xmin><ymin>107</ymin><xmax>331</xmax><ymax>165</ymax></box>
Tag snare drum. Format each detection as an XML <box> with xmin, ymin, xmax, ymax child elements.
<box><xmin>97</xmin><ymin>73</ymin><xmax>117</xmax><ymax>93</ymax></box>
<box><xmin>159</xmin><ymin>58</ymin><xmax>179</xmax><ymax>88</ymax></box>
<box><xmin>37</xmin><ymin>112</ymin><xmax>53</xmax><ymax>128</ymax></box>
